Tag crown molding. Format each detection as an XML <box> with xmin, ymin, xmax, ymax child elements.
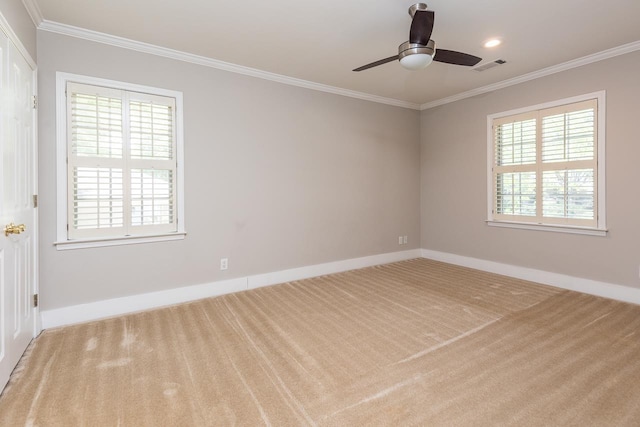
<box><xmin>38</xmin><ymin>20</ymin><xmax>421</xmax><ymax>110</ymax></box>
<box><xmin>35</xmin><ymin>17</ymin><xmax>640</xmax><ymax>111</ymax></box>
<box><xmin>20</xmin><ymin>0</ymin><xmax>43</xmax><ymax>27</ymax></box>
<box><xmin>420</xmin><ymin>40</ymin><xmax>640</xmax><ymax>110</ymax></box>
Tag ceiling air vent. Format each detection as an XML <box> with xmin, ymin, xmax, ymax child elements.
<box><xmin>473</xmin><ymin>59</ymin><xmax>506</xmax><ymax>72</ymax></box>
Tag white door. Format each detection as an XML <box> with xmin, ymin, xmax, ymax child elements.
<box><xmin>0</xmin><ymin>27</ymin><xmax>37</xmax><ymax>392</ymax></box>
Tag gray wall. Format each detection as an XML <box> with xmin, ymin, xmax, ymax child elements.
<box><xmin>36</xmin><ymin>24</ymin><xmax>639</xmax><ymax>311</ymax></box>
<box><xmin>421</xmin><ymin>51</ymin><xmax>640</xmax><ymax>288</ymax></box>
<box><xmin>38</xmin><ymin>31</ymin><xmax>421</xmax><ymax>310</ymax></box>
<box><xmin>0</xmin><ymin>0</ymin><xmax>35</xmax><ymax>60</ymax></box>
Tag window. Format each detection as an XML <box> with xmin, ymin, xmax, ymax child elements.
<box><xmin>487</xmin><ymin>92</ymin><xmax>606</xmax><ymax>236</ymax></box>
<box><xmin>56</xmin><ymin>74</ymin><xmax>185</xmax><ymax>249</ymax></box>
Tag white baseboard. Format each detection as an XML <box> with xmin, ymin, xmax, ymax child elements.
<box><xmin>42</xmin><ymin>247</ymin><xmax>639</xmax><ymax>330</ymax></box>
<box><xmin>421</xmin><ymin>249</ymin><xmax>640</xmax><ymax>305</ymax></box>
<box><xmin>40</xmin><ymin>277</ymin><xmax>248</xmax><ymax>330</ymax></box>
<box><xmin>247</xmin><ymin>249</ymin><xmax>421</xmax><ymax>289</ymax></box>
<box><xmin>40</xmin><ymin>249</ymin><xmax>422</xmax><ymax>329</ymax></box>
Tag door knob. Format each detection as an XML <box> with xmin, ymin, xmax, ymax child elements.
<box><xmin>4</xmin><ymin>223</ymin><xmax>26</xmax><ymax>237</ymax></box>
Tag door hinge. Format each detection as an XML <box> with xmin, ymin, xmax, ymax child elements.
<box><xmin>32</xmin><ymin>95</ymin><xmax>37</xmax><ymax>110</ymax></box>
<box><xmin>33</xmin><ymin>294</ymin><xmax>39</xmax><ymax>308</ymax></box>
<box><xmin>33</xmin><ymin>194</ymin><xmax>38</xmax><ymax>208</ymax></box>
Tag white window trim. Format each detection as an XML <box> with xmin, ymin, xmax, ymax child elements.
<box><xmin>486</xmin><ymin>91</ymin><xmax>607</xmax><ymax>236</ymax></box>
<box><xmin>55</xmin><ymin>72</ymin><xmax>186</xmax><ymax>250</ymax></box>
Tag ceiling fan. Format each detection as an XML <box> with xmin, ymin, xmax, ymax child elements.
<box><xmin>353</xmin><ymin>3</ymin><xmax>482</xmax><ymax>72</ymax></box>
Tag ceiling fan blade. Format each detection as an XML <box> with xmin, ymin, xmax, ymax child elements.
<box><xmin>433</xmin><ymin>49</ymin><xmax>482</xmax><ymax>66</ymax></box>
<box><xmin>409</xmin><ymin>10</ymin><xmax>434</xmax><ymax>45</ymax></box>
<box><xmin>353</xmin><ymin>55</ymin><xmax>399</xmax><ymax>72</ymax></box>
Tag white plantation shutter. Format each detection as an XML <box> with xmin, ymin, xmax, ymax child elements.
<box><xmin>127</xmin><ymin>92</ymin><xmax>176</xmax><ymax>235</ymax></box>
<box><xmin>492</xmin><ymin>98</ymin><xmax>598</xmax><ymax>228</ymax></box>
<box><xmin>131</xmin><ymin>169</ymin><xmax>174</xmax><ymax>227</ymax></box>
<box><xmin>493</xmin><ymin>113</ymin><xmax>537</xmax><ymax>220</ymax></box>
<box><xmin>130</xmin><ymin>97</ymin><xmax>174</xmax><ymax>160</ymax></box>
<box><xmin>67</xmin><ymin>82</ymin><xmax>177</xmax><ymax>239</ymax></box>
<box><xmin>72</xmin><ymin>167</ymin><xmax>124</xmax><ymax>232</ymax></box>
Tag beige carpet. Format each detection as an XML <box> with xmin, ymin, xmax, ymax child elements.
<box><xmin>2</xmin><ymin>258</ymin><xmax>640</xmax><ymax>426</ymax></box>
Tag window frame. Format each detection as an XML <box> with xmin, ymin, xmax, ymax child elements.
<box><xmin>486</xmin><ymin>91</ymin><xmax>607</xmax><ymax>236</ymax></box>
<box><xmin>55</xmin><ymin>72</ymin><xmax>186</xmax><ymax>250</ymax></box>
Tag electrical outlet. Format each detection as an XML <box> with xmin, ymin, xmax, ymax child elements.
<box><xmin>403</xmin><ymin>236</ymin><xmax>408</xmax><ymax>244</ymax></box>
<box><xmin>398</xmin><ymin>236</ymin><xmax>403</xmax><ymax>245</ymax></box>
<box><xmin>220</xmin><ymin>258</ymin><xmax>228</xmax><ymax>270</ymax></box>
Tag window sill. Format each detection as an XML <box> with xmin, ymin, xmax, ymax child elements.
<box><xmin>54</xmin><ymin>232</ymin><xmax>187</xmax><ymax>250</ymax></box>
<box><xmin>486</xmin><ymin>221</ymin><xmax>607</xmax><ymax>237</ymax></box>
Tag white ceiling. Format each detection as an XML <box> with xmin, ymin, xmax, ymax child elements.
<box><xmin>28</xmin><ymin>0</ymin><xmax>640</xmax><ymax>107</ymax></box>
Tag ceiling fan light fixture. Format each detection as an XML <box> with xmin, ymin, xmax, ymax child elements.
<box><xmin>398</xmin><ymin>40</ymin><xmax>435</xmax><ymax>70</ymax></box>
<box><xmin>400</xmin><ymin>53</ymin><xmax>433</xmax><ymax>70</ymax></box>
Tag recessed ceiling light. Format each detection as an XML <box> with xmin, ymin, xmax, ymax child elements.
<box><xmin>484</xmin><ymin>39</ymin><xmax>502</xmax><ymax>48</ymax></box>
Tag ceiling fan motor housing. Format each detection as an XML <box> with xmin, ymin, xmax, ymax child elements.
<box><xmin>398</xmin><ymin>39</ymin><xmax>435</xmax><ymax>60</ymax></box>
